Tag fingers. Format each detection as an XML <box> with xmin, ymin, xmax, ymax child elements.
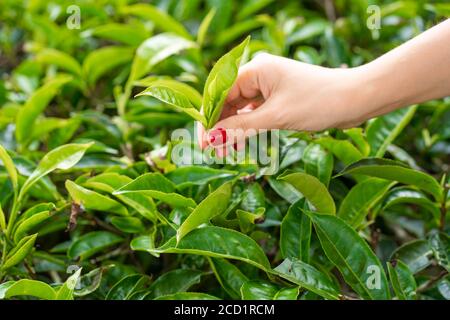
<box><xmin>209</xmin><ymin>98</ymin><xmax>281</xmax><ymax>158</ymax></box>
<box><xmin>225</xmin><ymin>61</ymin><xmax>263</xmax><ymax>106</ymax></box>
<box><xmin>197</xmin><ymin>53</ymin><xmax>278</xmax><ymax>156</ymax></box>
<box><xmin>197</xmin><ymin>60</ymin><xmax>263</xmax><ymax>150</ymax></box>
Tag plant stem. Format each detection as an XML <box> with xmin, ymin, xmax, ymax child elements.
<box><xmin>439</xmin><ymin>183</ymin><xmax>449</xmax><ymax>231</ymax></box>
<box><xmin>5</xmin><ymin>195</ymin><xmax>20</xmax><ymax>238</ymax></box>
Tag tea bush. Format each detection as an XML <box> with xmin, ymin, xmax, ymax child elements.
<box><xmin>0</xmin><ymin>0</ymin><xmax>448</xmax><ymax>300</ymax></box>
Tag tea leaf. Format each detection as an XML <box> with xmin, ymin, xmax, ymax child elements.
<box><xmin>280</xmin><ymin>199</ymin><xmax>311</xmax><ymax>262</ymax></box>
<box><xmin>177</xmin><ymin>181</ymin><xmax>232</xmax><ymax>242</ymax></box>
<box><xmin>387</xmin><ymin>260</ymin><xmax>417</xmax><ymax>300</ymax></box>
<box><xmin>68</xmin><ymin>231</ymin><xmax>123</xmax><ymax>261</ymax></box>
<box><xmin>66</xmin><ymin>180</ymin><xmax>129</xmax><ymax>216</ymax></box>
<box><xmin>337</xmin><ymin>158</ymin><xmax>443</xmax><ymax>201</ymax></box>
<box><xmin>306</xmin><ymin>212</ymin><xmax>390</xmax><ymax>299</ymax></box>
<box><xmin>203</xmin><ymin>36</ymin><xmax>250</xmax><ymax>128</ymax></box>
<box><xmin>132</xmin><ymin>226</ymin><xmax>271</xmax><ymax>271</ymax></box>
<box><xmin>20</xmin><ymin>143</ymin><xmax>93</xmax><ymax>199</ymax></box>
<box><xmin>278</xmin><ymin>171</ymin><xmax>336</xmax><ymax>214</ymax></box>
<box><xmin>2</xmin><ymin>234</ymin><xmax>37</xmax><ymax>270</ymax></box>
<box><xmin>0</xmin><ymin>279</ymin><xmax>56</xmax><ymax>300</ymax></box>
<box><xmin>367</xmin><ymin>105</ymin><xmax>417</xmax><ymax>157</ymax></box>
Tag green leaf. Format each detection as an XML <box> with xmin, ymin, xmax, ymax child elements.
<box><xmin>20</xmin><ymin>143</ymin><xmax>93</xmax><ymax>199</ymax></box>
<box><xmin>240</xmin><ymin>183</ymin><xmax>265</xmax><ymax>212</ymax></box>
<box><xmin>337</xmin><ymin>158</ymin><xmax>443</xmax><ymax>201</ymax></box>
<box><xmin>273</xmin><ymin>287</ymin><xmax>300</xmax><ymax>300</ymax></box>
<box><xmin>177</xmin><ymin>181</ymin><xmax>232</xmax><ymax>242</ymax></box>
<box><xmin>236</xmin><ymin>207</ymin><xmax>265</xmax><ymax>233</ymax></box>
<box><xmin>114</xmin><ymin>173</ymin><xmax>196</xmax><ymax>208</ymax></box>
<box><xmin>382</xmin><ymin>187</ymin><xmax>440</xmax><ymax>222</ymax></box>
<box><xmin>268</xmin><ymin>177</ymin><xmax>302</xmax><ymax>204</ymax></box>
<box><xmin>56</xmin><ymin>268</ymin><xmax>82</xmax><ymax>300</ymax></box>
<box><xmin>387</xmin><ymin>260</ymin><xmax>417</xmax><ymax>300</ymax></box>
<box><xmin>74</xmin><ymin>266</ymin><xmax>107</xmax><ymax>297</ymax></box>
<box><xmin>216</xmin><ymin>16</ymin><xmax>267</xmax><ymax>47</ymax></box>
<box><xmin>147</xmin><ymin>269</ymin><xmax>203</xmax><ymax>299</ymax></box>
<box><xmin>36</xmin><ymin>48</ymin><xmax>82</xmax><ymax>76</ymax></box>
<box><xmin>437</xmin><ymin>276</ymin><xmax>450</xmax><ymax>300</ymax></box>
<box><xmin>136</xmin><ymin>84</ymin><xmax>207</xmax><ymax>126</ymax></box>
<box><xmin>237</xmin><ymin>0</ymin><xmax>275</xmax><ymax>20</ymax></box>
<box><xmin>106</xmin><ymin>274</ymin><xmax>149</xmax><ymax>300</ymax></box>
<box><xmin>16</xmin><ymin>75</ymin><xmax>72</xmax><ymax>145</ymax></box>
<box><xmin>391</xmin><ymin>240</ymin><xmax>433</xmax><ymax>274</ymax></box>
<box><xmin>0</xmin><ymin>279</ymin><xmax>56</xmax><ymax>300</ymax></box>
<box><xmin>240</xmin><ymin>281</ymin><xmax>275</xmax><ymax>300</ymax></box>
<box><xmin>209</xmin><ymin>258</ymin><xmax>248</xmax><ymax>299</ymax></box>
<box><xmin>166</xmin><ymin>166</ymin><xmax>237</xmax><ymax>189</ymax></box>
<box><xmin>21</xmin><ymin>203</ymin><xmax>55</xmax><ymax>220</ymax></box>
<box><xmin>273</xmin><ymin>258</ymin><xmax>340</xmax><ymax>300</ymax></box>
<box><xmin>84</xmin><ymin>173</ymin><xmax>157</xmax><ymax>221</ymax></box>
<box><xmin>125</xmin><ymin>112</ymin><xmax>190</xmax><ymax>127</ymax></box>
<box><xmin>197</xmin><ymin>8</ymin><xmax>216</xmax><ymax>46</ymax></box>
<box><xmin>13</xmin><ymin>210</ymin><xmax>52</xmax><ymax>243</ymax></box>
<box><xmin>316</xmin><ymin>137</ymin><xmax>363</xmax><ymax>166</ymax></box>
<box><xmin>66</xmin><ymin>180</ymin><xmax>128</xmax><ymax>216</ymax></box>
<box><xmin>83</xmin><ymin>172</ymin><xmax>132</xmax><ymax>192</ymax></box>
<box><xmin>322</xmin><ymin>27</ymin><xmax>349</xmax><ymax>67</ymax></box>
<box><xmin>240</xmin><ymin>280</ymin><xmax>299</xmax><ymax>300</ymax></box>
<box><xmin>0</xmin><ymin>282</ymin><xmax>15</xmax><ymax>299</ymax></box>
<box><xmin>82</xmin><ymin>46</ymin><xmax>134</xmax><ymax>86</ymax></box>
<box><xmin>2</xmin><ymin>234</ymin><xmax>37</xmax><ymax>270</ymax></box>
<box><xmin>68</xmin><ymin>231</ymin><xmax>123</xmax><ymax>261</ymax></box>
<box><xmin>132</xmin><ymin>226</ymin><xmax>270</xmax><ymax>271</ymax></box>
<box><xmin>429</xmin><ymin>232</ymin><xmax>449</xmax><ymax>271</ymax></box>
<box><xmin>367</xmin><ymin>105</ymin><xmax>417</xmax><ymax>157</ymax></box>
<box><xmin>29</xmin><ymin>117</ymin><xmax>70</xmax><ymax>142</ymax></box>
<box><xmin>83</xmin><ymin>23</ymin><xmax>149</xmax><ymax>46</ymax></box>
<box><xmin>120</xmin><ymin>4</ymin><xmax>191</xmax><ymax>39</ymax></box>
<box><xmin>129</xmin><ymin>33</ymin><xmax>197</xmax><ymax>83</ymax></box>
<box><xmin>110</xmin><ymin>216</ymin><xmax>145</xmax><ymax>233</ymax></box>
<box><xmin>338</xmin><ymin>178</ymin><xmax>394</xmax><ymax>227</ymax></box>
<box><xmin>0</xmin><ymin>204</ymin><xmax>5</xmax><ymax>231</ymax></box>
<box><xmin>280</xmin><ymin>200</ymin><xmax>311</xmax><ymax>262</ymax></box>
<box><xmin>287</xmin><ymin>19</ymin><xmax>329</xmax><ymax>45</ymax></box>
<box><xmin>344</xmin><ymin>128</ymin><xmax>370</xmax><ymax>157</ymax></box>
<box><xmin>306</xmin><ymin>212</ymin><xmax>390</xmax><ymax>299</ymax></box>
<box><xmin>278</xmin><ymin>171</ymin><xmax>336</xmax><ymax>214</ymax></box>
<box><xmin>295</xmin><ymin>46</ymin><xmax>322</xmax><ymax>65</ymax></box>
<box><xmin>155</xmin><ymin>292</ymin><xmax>220</xmax><ymax>300</ymax></box>
<box><xmin>0</xmin><ymin>144</ymin><xmax>18</xmax><ymax>197</ymax></box>
<box><xmin>303</xmin><ymin>143</ymin><xmax>333</xmax><ymax>187</ymax></box>
<box><xmin>203</xmin><ymin>36</ymin><xmax>250</xmax><ymax>128</ymax></box>
<box><xmin>136</xmin><ymin>78</ymin><xmax>202</xmax><ymax>108</ymax></box>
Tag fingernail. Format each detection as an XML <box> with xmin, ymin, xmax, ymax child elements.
<box><xmin>208</xmin><ymin>128</ymin><xmax>227</xmax><ymax>146</ymax></box>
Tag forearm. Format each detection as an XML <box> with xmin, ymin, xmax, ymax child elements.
<box><xmin>351</xmin><ymin>19</ymin><xmax>450</xmax><ymax>121</ymax></box>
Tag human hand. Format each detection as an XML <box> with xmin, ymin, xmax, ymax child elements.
<box><xmin>198</xmin><ymin>20</ymin><xmax>450</xmax><ymax>154</ymax></box>
<box><xmin>197</xmin><ymin>53</ymin><xmax>368</xmax><ymax>151</ymax></box>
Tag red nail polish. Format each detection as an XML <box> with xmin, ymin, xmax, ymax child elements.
<box><xmin>208</xmin><ymin>128</ymin><xmax>227</xmax><ymax>146</ymax></box>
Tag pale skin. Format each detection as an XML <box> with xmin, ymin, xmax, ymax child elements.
<box><xmin>198</xmin><ymin>19</ymin><xmax>450</xmax><ymax>151</ymax></box>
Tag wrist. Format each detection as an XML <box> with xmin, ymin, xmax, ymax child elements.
<box><xmin>340</xmin><ymin>64</ymin><xmax>403</xmax><ymax>126</ymax></box>
<box><xmin>326</xmin><ymin>67</ymin><xmax>378</xmax><ymax>129</ymax></box>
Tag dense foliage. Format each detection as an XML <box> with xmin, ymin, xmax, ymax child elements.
<box><xmin>0</xmin><ymin>0</ymin><xmax>449</xmax><ymax>300</ymax></box>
